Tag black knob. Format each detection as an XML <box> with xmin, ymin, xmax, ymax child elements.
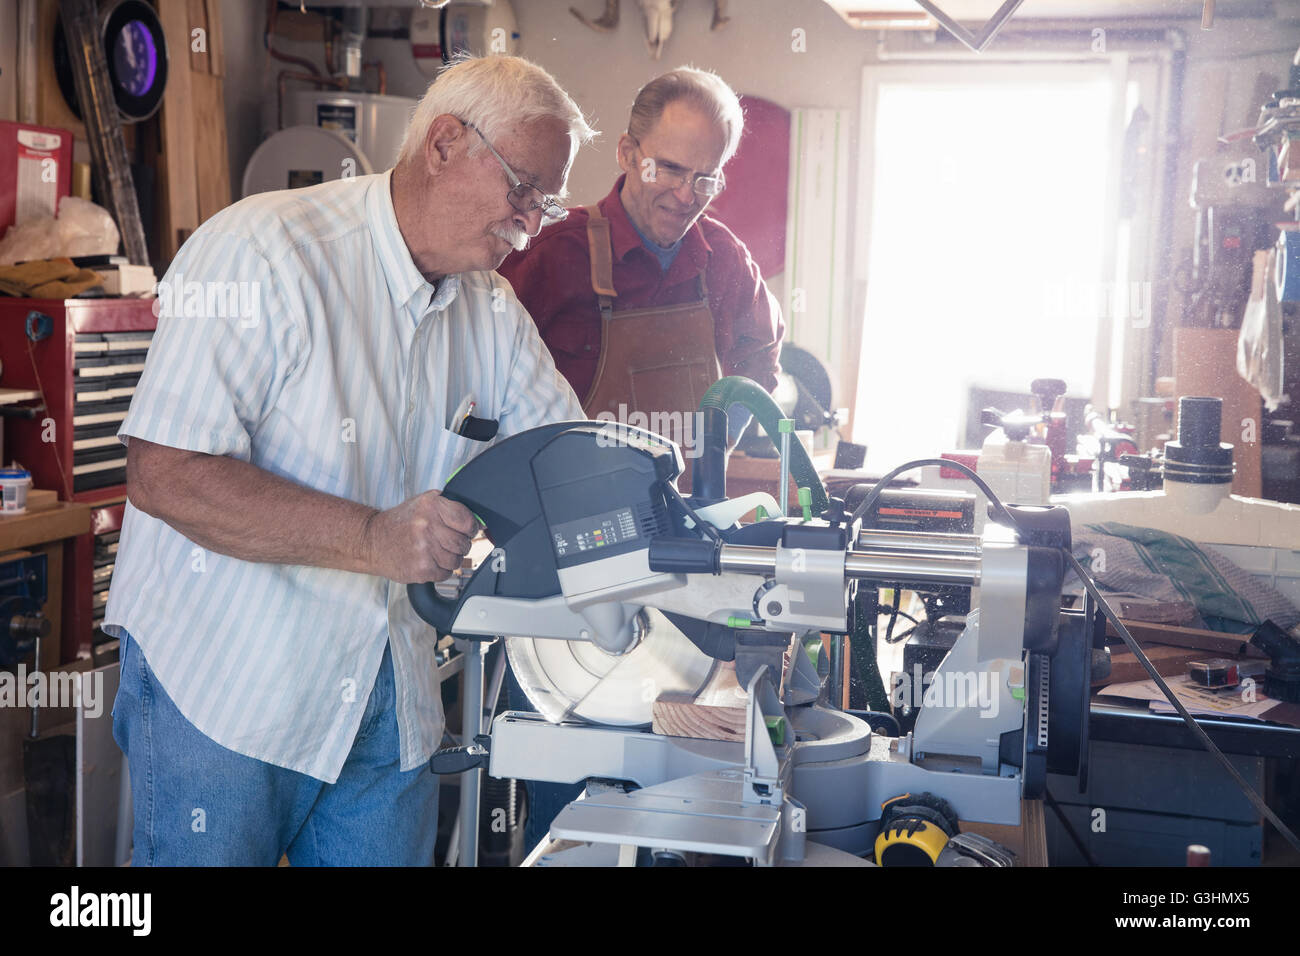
<box><xmin>1031</xmin><ymin>378</ymin><xmax>1068</xmax><ymax>411</ymax></box>
<box><xmin>824</xmin><ymin>496</ymin><xmax>847</xmax><ymax>526</ymax></box>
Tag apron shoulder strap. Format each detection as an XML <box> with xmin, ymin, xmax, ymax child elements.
<box><xmin>584</xmin><ymin>206</ymin><xmax>617</xmax><ymax>319</ymax></box>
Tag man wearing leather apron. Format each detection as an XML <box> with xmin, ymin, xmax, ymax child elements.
<box><xmin>499</xmin><ymin>67</ymin><xmax>785</xmax><ymax>471</ymax></box>
<box><xmin>498</xmin><ymin>67</ymin><xmax>784</xmax><ymax>854</ymax></box>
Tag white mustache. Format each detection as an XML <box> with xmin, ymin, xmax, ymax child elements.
<box><xmin>491</xmin><ymin>225</ymin><xmax>530</xmax><ymax>252</ymax></box>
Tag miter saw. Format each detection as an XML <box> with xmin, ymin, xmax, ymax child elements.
<box><xmin>409</xmin><ymin>382</ymin><xmax>1096</xmax><ymax>866</ymax></box>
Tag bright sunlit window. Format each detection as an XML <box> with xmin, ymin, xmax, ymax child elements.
<box><xmin>855</xmin><ymin>71</ymin><xmax>1118</xmax><ymax>470</ymax></box>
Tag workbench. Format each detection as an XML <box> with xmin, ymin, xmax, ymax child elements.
<box><xmin>0</xmin><ymin>489</ymin><xmax>91</xmax><ymax>669</ymax></box>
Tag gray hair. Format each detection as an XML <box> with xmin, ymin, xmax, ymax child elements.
<box><xmin>628</xmin><ymin>67</ymin><xmax>744</xmax><ymax>165</ymax></box>
<box><xmin>398</xmin><ymin>54</ymin><xmax>597</xmax><ymax>166</ymax></box>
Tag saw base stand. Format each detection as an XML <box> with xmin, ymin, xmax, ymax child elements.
<box><xmin>549</xmin><ymin>666</ymin><xmax>804</xmax><ymax>866</ymax></box>
<box><xmin>493</xmin><ymin>651</ymin><xmax>870</xmax><ymax>867</ymax></box>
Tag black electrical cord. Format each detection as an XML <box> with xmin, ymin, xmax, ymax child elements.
<box><xmin>660</xmin><ymin>480</ymin><xmax>722</xmax><ymax>543</ymax></box>
<box><xmin>854</xmin><ymin>456</ymin><xmax>1300</xmax><ymax>856</ymax></box>
<box><xmin>882</xmin><ymin>590</ymin><xmax>921</xmax><ymax>644</ymax></box>
<box><xmin>884</xmin><ymin>587</ymin><xmax>902</xmax><ymax>643</ymax></box>
<box><xmin>885</xmin><ymin>624</ymin><xmax>918</xmax><ymax>645</ymax></box>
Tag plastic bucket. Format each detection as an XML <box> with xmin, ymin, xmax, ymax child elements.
<box><xmin>0</xmin><ymin>468</ymin><xmax>32</xmax><ymax>514</ymax></box>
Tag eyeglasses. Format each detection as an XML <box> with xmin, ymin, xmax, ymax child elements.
<box><xmin>463</xmin><ymin>121</ymin><xmax>568</xmax><ymax>229</ymax></box>
<box><xmin>631</xmin><ymin>137</ymin><xmax>726</xmax><ymax>200</ymax></box>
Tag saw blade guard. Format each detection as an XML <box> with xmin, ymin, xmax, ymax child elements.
<box><xmin>506</xmin><ymin>608</ymin><xmax>718</xmax><ymax>726</ymax></box>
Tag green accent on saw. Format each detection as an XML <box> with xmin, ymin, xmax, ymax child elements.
<box><xmin>1011</xmin><ymin>686</ymin><xmax>1025</xmax><ymax>701</ymax></box>
<box><xmin>727</xmin><ymin>615</ymin><xmax>752</xmax><ymax>628</ymax></box>
<box><xmin>755</xmin><ymin>505</ymin><xmax>769</xmax><ymax>521</ymax></box>
<box><xmin>444</xmin><ymin>464</ymin><xmax>485</xmax><ymax>526</ymax></box>
<box><xmin>778</xmin><ymin>418</ymin><xmax>794</xmax><ymax>434</ymax></box>
<box><xmin>765</xmin><ymin>716</ymin><xmax>786</xmax><ymax>746</ymax></box>
<box><xmin>803</xmin><ymin>637</ymin><xmax>822</xmax><ymax>668</ymax></box>
<box><xmin>798</xmin><ymin>486</ymin><xmax>812</xmax><ymax>521</ymax></box>
<box><xmin>699</xmin><ymin>377</ymin><xmax>829</xmax><ymax>516</ymax></box>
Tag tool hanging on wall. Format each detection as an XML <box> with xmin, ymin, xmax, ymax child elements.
<box><xmin>56</xmin><ymin>0</ymin><xmax>148</xmax><ymax>266</ymax></box>
<box><xmin>569</xmin><ymin>0</ymin><xmax>730</xmax><ymax>59</ymax></box>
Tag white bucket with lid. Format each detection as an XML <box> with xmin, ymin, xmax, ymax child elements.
<box><xmin>0</xmin><ymin>468</ymin><xmax>32</xmax><ymax>514</ymax></box>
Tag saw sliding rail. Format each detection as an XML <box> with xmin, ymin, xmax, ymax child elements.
<box><xmin>718</xmin><ymin>528</ymin><xmax>984</xmax><ymax>589</ymax></box>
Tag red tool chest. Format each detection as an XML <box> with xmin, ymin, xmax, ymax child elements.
<box><xmin>0</xmin><ymin>297</ymin><xmax>156</xmax><ymax>659</ymax></box>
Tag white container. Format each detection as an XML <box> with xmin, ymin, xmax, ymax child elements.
<box><xmin>0</xmin><ymin>467</ymin><xmax>32</xmax><ymax>514</ymax></box>
<box><xmin>285</xmin><ymin>92</ymin><xmax>418</xmax><ymax>172</ymax></box>
<box><xmin>976</xmin><ymin>434</ymin><xmax>1052</xmax><ymax>511</ymax></box>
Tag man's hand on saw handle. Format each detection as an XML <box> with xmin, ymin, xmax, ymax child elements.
<box><xmin>363</xmin><ymin>491</ymin><xmax>477</xmax><ymax>584</ymax></box>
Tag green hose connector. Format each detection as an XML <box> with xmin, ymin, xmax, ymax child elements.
<box><xmin>699</xmin><ymin>376</ymin><xmax>829</xmax><ymax>516</ymax></box>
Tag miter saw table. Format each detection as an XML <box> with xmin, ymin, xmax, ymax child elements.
<box><xmin>412</xmin><ymin>397</ymin><xmax>1096</xmax><ymax>866</ymax></box>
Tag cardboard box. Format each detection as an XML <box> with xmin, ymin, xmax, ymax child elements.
<box><xmin>0</xmin><ymin>121</ymin><xmax>74</xmax><ymax>235</ymax></box>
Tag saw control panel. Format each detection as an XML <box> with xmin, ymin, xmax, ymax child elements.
<box><xmin>531</xmin><ymin>426</ymin><xmax>676</xmax><ymax>570</ymax></box>
<box><xmin>550</xmin><ymin>506</ymin><xmax>640</xmax><ymax>558</ymax></box>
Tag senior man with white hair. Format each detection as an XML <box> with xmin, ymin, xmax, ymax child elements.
<box><xmin>104</xmin><ymin>55</ymin><xmax>594</xmax><ymax>866</ymax></box>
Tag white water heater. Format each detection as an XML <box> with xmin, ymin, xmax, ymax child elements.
<box><xmin>242</xmin><ymin>92</ymin><xmax>417</xmax><ymax>199</ymax></box>
<box><xmin>286</xmin><ymin>91</ymin><xmax>417</xmax><ymax>172</ymax></box>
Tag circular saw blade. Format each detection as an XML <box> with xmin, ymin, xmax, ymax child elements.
<box><xmin>506</xmin><ymin>608</ymin><xmax>717</xmax><ymax>726</ymax></box>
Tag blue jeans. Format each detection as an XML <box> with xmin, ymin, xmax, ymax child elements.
<box><xmin>112</xmin><ymin>632</ymin><xmax>439</xmax><ymax>866</ymax></box>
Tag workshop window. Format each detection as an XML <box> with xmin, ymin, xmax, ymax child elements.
<box><xmin>853</xmin><ymin>62</ymin><xmax>1130</xmax><ymax>470</ymax></box>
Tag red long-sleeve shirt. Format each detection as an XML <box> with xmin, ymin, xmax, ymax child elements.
<box><xmin>498</xmin><ymin>175</ymin><xmax>785</xmax><ymax>401</ymax></box>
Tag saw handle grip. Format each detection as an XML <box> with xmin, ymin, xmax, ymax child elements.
<box><xmin>648</xmin><ymin>537</ymin><xmax>722</xmax><ymax>575</ymax></box>
<box><xmin>428</xmin><ymin>734</ymin><xmax>491</xmax><ymax>775</ymax></box>
<box><xmin>407</xmin><ymin>581</ymin><xmax>459</xmax><ymax>632</ymax></box>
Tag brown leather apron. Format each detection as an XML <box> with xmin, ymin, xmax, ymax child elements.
<box><xmin>580</xmin><ymin>206</ymin><xmax>722</xmax><ymax>464</ymax></box>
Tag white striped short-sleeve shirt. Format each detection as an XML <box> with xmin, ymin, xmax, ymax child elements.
<box><xmin>103</xmin><ymin>170</ymin><xmax>585</xmax><ymax>782</ymax></box>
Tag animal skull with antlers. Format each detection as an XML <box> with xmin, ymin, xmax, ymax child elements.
<box><xmin>570</xmin><ymin>0</ymin><xmax>729</xmax><ymax>59</ymax></box>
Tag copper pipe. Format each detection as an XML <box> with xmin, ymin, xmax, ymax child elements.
<box><xmin>266</xmin><ymin>0</ymin><xmax>322</xmax><ymax>79</ymax></box>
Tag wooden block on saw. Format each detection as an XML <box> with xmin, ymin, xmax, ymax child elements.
<box><xmin>652</xmin><ymin>663</ymin><xmax>750</xmax><ymax>742</ymax></box>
